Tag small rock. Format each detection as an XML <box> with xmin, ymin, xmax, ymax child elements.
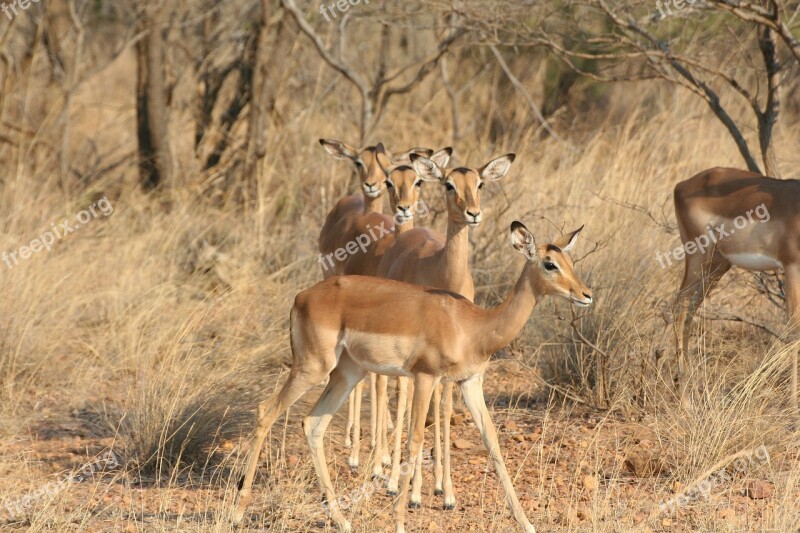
<box><xmin>582</xmin><ymin>475</ymin><xmax>598</xmax><ymax>491</ymax></box>
<box><xmin>287</xmin><ymin>455</ymin><xmax>299</xmax><ymax>466</ymax></box>
<box><xmin>718</xmin><ymin>508</ymin><xmax>735</xmax><ymax>521</ymax></box>
<box><xmin>746</xmin><ymin>480</ymin><xmax>774</xmax><ymax>499</ymax></box>
<box><xmin>672</xmin><ymin>481</ymin><xmax>683</xmax><ymax>493</ymax></box>
<box><xmin>661</xmin><ymin>518</ymin><xmax>672</xmax><ymax>527</ymax></box>
<box><xmin>624</xmin><ymin>451</ymin><xmax>666</xmax><ymax>477</ymax></box>
<box><xmin>503</xmin><ymin>420</ymin><xmax>518</xmax><ymax>431</ymax></box>
<box><xmin>427</xmin><ymin>521</ymin><xmax>440</xmax><ymax>530</ymax></box>
<box><xmin>453</xmin><ymin>438</ymin><xmax>473</xmax><ymax>450</ymax></box>
<box><xmin>514</xmin><ymin>434</ymin><xmax>526</xmax><ymax>443</ymax></box>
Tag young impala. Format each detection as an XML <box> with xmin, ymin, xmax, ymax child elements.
<box><xmin>376</xmin><ymin>151</ymin><xmax>515</xmax><ymax>507</ymax></box>
<box><xmin>232</xmin><ymin>220</ymin><xmax>593</xmax><ymax>533</ymax></box>
<box><xmin>673</xmin><ymin>167</ymin><xmax>799</xmax><ymax>408</ymax></box>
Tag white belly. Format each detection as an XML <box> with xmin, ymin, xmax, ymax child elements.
<box><xmin>722</xmin><ymin>252</ymin><xmax>782</xmax><ymax>271</ymax></box>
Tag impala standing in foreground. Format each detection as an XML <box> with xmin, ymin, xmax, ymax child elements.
<box><xmin>673</xmin><ymin>167</ymin><xmax>799</xmax><ymax>408</ymax></box>
<box><xmin>232</xmin><ymin>221</ymin><xmax>593</xmax><ymax>533</ymax></box>
<box><xmin>376</xmin><ymin>151</ymin><xmax>515</xmax><ymax>506</ymax></box>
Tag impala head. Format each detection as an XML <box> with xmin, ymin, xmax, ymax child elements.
<box><xmin>411</xmin><ymin>152</ymin><xmax>515</xmax><ymax>227</ymax></box>
<box><xmin>510</xmin><ymin>221</ymin><xmax>593</xmax><ymax>307</ymax></box>
<box><xmin>319</xmin><ymin>138</ymin><xmax>391</xmax><ymax>198</ymax></box>
<box><xmin>381</xmin><ymin>147</ymin><xmax>452</xmax><ymax>224</ymax></box>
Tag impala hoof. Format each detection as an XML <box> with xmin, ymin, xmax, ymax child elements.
<box><xmin>387</xmin><ymin>489</ymin><xmax>398</xmax><ymax>497</ymax></box>
<box><xmin>433</xmin><ymin>489</ymin><xmax>443</xmax><ymax>496</ymax></box>
<box><xmin>444</xmin><ymin>495</ymin><xmax>456</xmax><ymax>509</ymax></box>
<box><xmin>408</xmin><ymin>500</ymin><xmax>421</xmax><ymax>509</ymax></box>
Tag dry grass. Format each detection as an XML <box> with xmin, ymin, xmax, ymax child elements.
<box><xmin>1</xmin><ymin>13</ymin><xmax>799</xmax><ymax>532</ymax></box>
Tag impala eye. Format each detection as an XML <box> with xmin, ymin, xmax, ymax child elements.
<box><xmin>477</xmin><ymin>182</ymin><xmax>484</xmax><ymax>190</ymax></box>
<box><xmin>414</xmin><ymin>180</ymin><xmax>422</xmax><ymax>188</ymax></box>
<box><xmin>355</xmin><ymin>160</ymin><xmax>364</xmax><ymax>170</ymax></box>
<box><xmin>544</xmin><ymin>262</ymin><xmax>559</xmax><ymax>271</ymax></box>
<box><xmin>385</xmin><ymin>180</ymin><xmax>394</xmax><ymax>189</ymax></box>
<box><xmin>445</xmin><ymin>182</ymin><xmax>456</xmax><ymax>192</ymax></box>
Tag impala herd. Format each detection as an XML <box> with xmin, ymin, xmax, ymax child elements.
<box><xmin>232</xmin><ymin>140</ymin><xmax>799</xmax><ymax>532</ymax></box>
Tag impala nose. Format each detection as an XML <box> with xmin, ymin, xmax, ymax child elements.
<box><xmin>363</xmin><ymin>182</ymin><xmax>380</xmax><ymax>197</ymax></box>
<box><xmin>465</xmin><ymin>210</ymin><xmax>482</xmax><ymax>224</ymax></box>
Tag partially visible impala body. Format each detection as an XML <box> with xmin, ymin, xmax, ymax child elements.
<box><xmin>673</xmin><ymin>167</ymin><xmax>800</xmax><ymax>406</ymax></box>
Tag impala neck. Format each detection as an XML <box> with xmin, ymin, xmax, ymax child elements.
<box><xmin>363</xmin><ymin>193</ymin><xmax>383</xmax><ymax>214</ymax></box>
<box><xmin>439</xmin><ymin>218</ymin><xmax>471</xmax><ymax>293</ymax></box>
<box><xmin>474</xmin><ymin>261</ymin><xmax>538</xmax><ymax>358</ymax></box>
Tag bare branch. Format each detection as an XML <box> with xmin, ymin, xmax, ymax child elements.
<box><xmin>489</xmin><ymin>45</ymin><xmax>576</xmax><ymax>151</ymax></box>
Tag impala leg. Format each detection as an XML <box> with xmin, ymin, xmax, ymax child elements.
<box><xmin>349</xmin><ymin>379</ymin><xmax>364</xmax><ymax>470</ymax></box>
<box><xmin>432</xmin><ymin>382</ymin><xmax>443</xmax><ymax>497</ymax></box>
<box><xmin>373</xmin><ymin>374</ymin><xmax>389</xmax><ymax>478</ymax></box>
<box><xmin>409</xmin><ymin>444</ymin><xmax>424</xmax><ymax>508</ymax></box>
<box><xmin>386</xmin><ymin>378</ymin><xmax>395</xmax><ymax>432</ymax></box>
<box><xmin>344</xmin><ymin>391</ymin><xmax>354</xmax><ymax>448</ymax></box>
<box><xmin>675</xmin><ymin>253</ymin><xmax>730</xmax><ymax>407</ymax></box>
<box><xmin>394</xmin><ymin>373</ymin><xmax>436</xmax><ymax>533</ymax></box>
<box><xmin>441</xmin><ymin>381</ymin><xmax>455</xmax><ymax>509</ymax></box>
<box><xmin>232</xmin><ymin>369</ymin><xmax>322</xmax><ymax>525</ymax></box>
<box><xmin>370</xmin><ymin>373</ymin><xmax>377</xmax><ymax>448</ymax></box>
<box><xmin>387</xmin><ymin>376</ymin><xmax>408</xmax><ymax>495</ymax></box>
<box><xmin>460</xmin><ymin>375</ymin><xmax>535</xmax><ymax>533</ymax></box>
<box><xmin>784</xmin><ymin>264</ymin><xmax>800</xmax><ymax>411</ymax></box>
<box><xmin>379</xmin><ymin>375</ymin><xmax>392</xmax><ymax>465</ymax></box>
<box><xmin>305</xmin><ymin>354</ymin><xmax>366</xmax><ymax>532</ymax></box>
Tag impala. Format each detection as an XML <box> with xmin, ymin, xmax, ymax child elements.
<box><xmin>673</xmin><ymin>167</ymin><xmax>798</xmax><ymax>408</ymax></box>
<box><xmin>232</xmin><ymin>220</ymin><xmax>593</xmax><ymax>533</ymax></box>
<box><xmin>376</xmin><ymin>151</ymin><xmax>515</xmax><ymax>507</ymax></box>
<box><xmin>318</xmin><ymin>139</ymin><xmax>433</xmax><ymax>456</ymax></box>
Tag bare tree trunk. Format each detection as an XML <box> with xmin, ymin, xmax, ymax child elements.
<box><xmin>243</xmin><ymin>0</ymin><xmax>272</xmax><ymax>193</ymax></box>
<box><xmin>136</xmin><ymin>3</ymin><xmax>172</xmax><ymax>191</ymax></box>
<box><xmin>757</xmin><ymin>25</ymin><xmax>781</xmax><ymax>178</ymax></box>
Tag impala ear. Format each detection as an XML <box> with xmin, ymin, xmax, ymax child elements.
<box><xmin>480</xmin><ymin>153</ymin><xmax>516</xmax><ymax>181</ymax></box>
<box><xmin>553</xmin><ymin>225</ymin><xmax>584</xmax><ymax>253</ymax></box>
<box><xmin>375</xmin><ymin>142</ymin><xmax>392</xmax><ymax>175</ymax></box>
<box><xmin>510</xmin><ymin>221</ymin><xmax>537</xmax><ymax>261</ymax></box>
<box><xmin>319</xmin><ymin>138</ymin><xmax>359</xmax><ymax>160</ymax></box>
<box><xmin>410</xmin><ymin>154</ymin><xmax>444</xmax><ymax>182</ymax></box>
<box><xmin>429</xmin><ymin>147</ymin><xmax>453</xmax><ymax>170</ymax></box>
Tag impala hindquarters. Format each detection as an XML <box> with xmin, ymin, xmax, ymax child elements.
<box><xmin>673</xmin><ymin>167</ymin><xmax>800</xmax><ymax>407</ymax></box>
